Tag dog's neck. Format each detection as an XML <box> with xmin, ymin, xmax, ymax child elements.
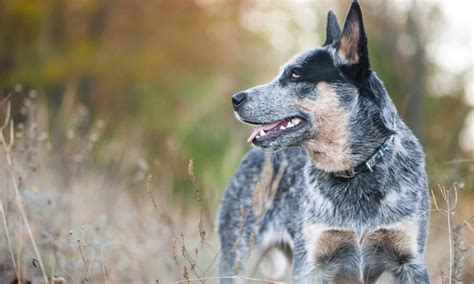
<box><xmin>303</xmin><ymin>118</ymin><xmax>396</xmax><ymax>175</ymax></box>
<box><xmin>332</xmin><ymin>134</ymin><xmax>396</xmax><ymax>178</ymax></box>
<box><xmin>303</xmin><ymin>134</ymin><xmax>398</xmax><ymax>184</ymax></box>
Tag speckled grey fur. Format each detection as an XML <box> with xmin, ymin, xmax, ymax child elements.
<box><xmin>217</xmin><ymin>2</ymin><xmax>430</xmax><ymax>283</ymax></box>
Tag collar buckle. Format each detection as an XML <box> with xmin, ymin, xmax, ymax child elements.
<box><xmin>333</xmin><ymin>134</ymin><xmax>396</xmax><ymax>179</ymax></box>
<box><xmin>365</xmin><ymin>162</ymin><xmax>373</xmax><ymax>172</ymax></box>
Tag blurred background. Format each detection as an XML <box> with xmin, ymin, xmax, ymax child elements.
<box><xmin>0</xmin><ymin>0</ymin><xmax>473</xmax><ymax>282</ymax></box>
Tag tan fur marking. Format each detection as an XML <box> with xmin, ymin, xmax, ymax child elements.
<box><xmin>315</xmin><ymin>230</ymin><xmax>357</xmax><ymax>262</ymax></box>
<box><xmin>303</xmin><ymin>223</ymin><xmax>356</xmax><ymax>265</ymax></box>
<box><xmin>299</xmin><ymin>82</ymin><xmax>355</xmax><ymax>172</ymax></box>
<box><xmin>363</xmin><ymin>219</ymin><xmax>419</xmax><ymax>256</ymax></box>
<box><xmin>337</xmin><ymin>22</ymin><xmax>360</xmax><ymax>64</ymax></box>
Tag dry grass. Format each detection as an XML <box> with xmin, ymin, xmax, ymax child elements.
<box><xmin>0</xmin><ymin>91</ymin><xmax>473</xmax><ymax>283</ymax></box>
<box><xmin>0</xmin><ymin>92</ymin><xmax>220</xmax><ymax>282</ymax></box>
<box><xmin>430</xmin><ymin>184</ymin><xmax>474</xmax><ymax>284</ymax></box>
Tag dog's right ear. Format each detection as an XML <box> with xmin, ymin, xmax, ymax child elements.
<box><xmin>323</xmin><ymin>11</ymin><xmax>341</xmax><ymax>46</ymax></box>
<box><xmin>334</xmin><ymin>1</ymin><xmax>371</xmax><ymax>85</ymax></box>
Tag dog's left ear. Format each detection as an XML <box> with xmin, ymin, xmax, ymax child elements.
<box><xmin>323</xmin><ymin>11</ymin><xmax>341</xmax><ymax>46</ymax></box>
<box><xmin>335</xmin><ymin>1</ymin><xmax>371</xmax><ymax>84</ymax></box>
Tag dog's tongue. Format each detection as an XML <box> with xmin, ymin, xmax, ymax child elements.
<box><xmin>247</xmin><ymin>121</ymin><xmax>282</xmax><ymax>143</ymax></box>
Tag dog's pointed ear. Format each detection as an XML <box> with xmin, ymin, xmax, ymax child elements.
<box><xmin>335</xmin><ymin>1</ymin><xmax>371</xmax><ymax>83</ymax></box>
<box><xmin>323</xmin><ymin>11</ymin><xmax>341</xmax><ymax>46</ymax></box>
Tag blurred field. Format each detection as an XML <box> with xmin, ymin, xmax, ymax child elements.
<box><xmin>0</xmin><ymin>0</ymin><xmax>473</xmax><ymax>283</ymax></box>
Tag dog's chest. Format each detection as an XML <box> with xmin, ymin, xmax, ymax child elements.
<box><xmin>303</xmin><ymin>172</ymin><xmax>394</xmax><ymax>227</ymax></box>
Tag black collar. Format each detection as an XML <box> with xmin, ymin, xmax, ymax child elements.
<box><xmin>333</xmin><ymin>135</ymin><xmax>396</xmax><ymax>179</ymax></box>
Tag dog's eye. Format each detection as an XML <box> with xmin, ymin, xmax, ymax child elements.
<box><xmin>289</xmin><ymin>69</ymin><xmax>302</xmax><ymax>81</ymax></box>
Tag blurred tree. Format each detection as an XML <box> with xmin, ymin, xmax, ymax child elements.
<box><xmin>404</xmin><ymin>2</ymin><xmax>425</xmax><ymax>139</ymax></box>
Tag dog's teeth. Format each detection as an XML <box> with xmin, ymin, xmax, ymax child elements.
<box><xmin>280</xmin><ymin>126</ymin><xmax>285</xmax><ymax>130</ymax></box>
<box><xmin>287</xmin><ymin>122</ymin><xmax>294</xmax><ymax>128</ymax></box>
<box><xmin>259</xmin><ymin>129</ymin><xmax>265</xmax><ymax>137</ymax></box>
<box><xmin>292</xmin><ymin>118</ymin><xmax>301</xmax><ymax>125</ymax></box>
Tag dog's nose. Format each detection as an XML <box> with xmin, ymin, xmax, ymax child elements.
<box><xmin>232</xmin><ymin>92</ymin><xmax>247</xmax><ymax>109</ymax></box>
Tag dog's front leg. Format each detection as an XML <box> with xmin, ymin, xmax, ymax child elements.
<box><xmin>291</xmin><ymin>237</ymin><xmax>317</xmax><ymax>284</ymax></box>
<box><xmin>362</xmin><ymin>219</ymin><xmax>430</xmax><ymax>284</ymax></box>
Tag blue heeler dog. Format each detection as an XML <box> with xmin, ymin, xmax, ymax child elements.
<box><xmin>217</xmin><ymin>1</ymin><xmax>430</xmax><ymax>283</ymax></box>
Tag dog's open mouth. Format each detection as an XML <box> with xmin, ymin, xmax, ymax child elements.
<box><xmin>247</xmin><ymin>116</ymin><xmax>305</xmax><ymax>143</ymax></box>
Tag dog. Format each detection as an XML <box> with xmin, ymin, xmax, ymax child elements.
<box><xmin>217</xmin><ymin>1</ymin><xmax>430</xmax><ymax>283</ymax></box>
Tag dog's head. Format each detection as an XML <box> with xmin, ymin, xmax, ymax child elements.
<box><xmin>233</xmin><ymin>1</ymin><xmax>396</xmax><ymax>172</ymax></box>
